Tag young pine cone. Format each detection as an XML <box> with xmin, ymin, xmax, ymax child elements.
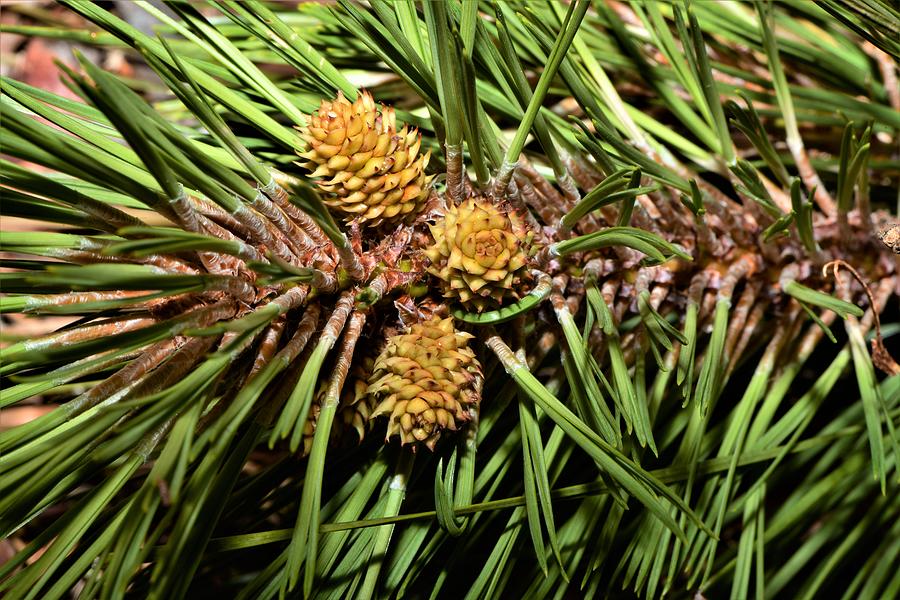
<box><xmin>298</xmin><ymin>91</ymin><xmax>432</xmax><ymax>227</ymax></box>
<box><xmin>425</xmin><ymin>197</ymin><xmax>534</xmax><ymax>312</ymax></box>
<box><xmin>368</xmin><ymin>317</ymin><xmax>482</xmax><ymax>451</ymax></box>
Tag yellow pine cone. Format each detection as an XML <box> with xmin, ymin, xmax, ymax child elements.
<box><xmin>425</xmin><ymin>197</ymin><xmax>534</xmax><ymax>312</ymax></box>
<box><xmin>298</xmin><ymin>91</ymin><xmax>432</xmax><ymax>227</ymax></box>
<box><xmin>368</xmin><ymin>317</ymin><xmax>482</xmax><ymax>450</ymax></box>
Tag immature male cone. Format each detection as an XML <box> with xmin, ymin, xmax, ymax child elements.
<box><xmin>425</xmin><ymin>197</ymin><xmax>534</xmax><ymax>313</ymax></box>
<box><xmin>368</xmin><ymin>317</ymin><xmax>482</xmax><ymax>450</ymax></box>
<box><xmin>298</xmin><ymin>91</ymin><xmax>431</xmax><ymax>227</ymax></box>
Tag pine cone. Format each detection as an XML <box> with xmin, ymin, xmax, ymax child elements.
<box><xmin>425</xmin><ymin>197</ymin><xmax>534</xmax><ymax>312</ymax></box>
<box><xmin>298</xmin><ymin>91</ymin><xmax>432</xmax><ymax>227</ymax></box>
<box><xmin>368</xmin><ymin>317</ymin><xmax>482</xmax><ymax>450</ymax></box>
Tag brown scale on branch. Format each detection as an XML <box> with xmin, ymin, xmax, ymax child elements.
<box><xmin>194</xmin><ymin>216</ymin><xmax>257</xmax><ymax>278</ymax></box>
<box><xmin>193</xmin><ymin>197</ymin><xmax>256</xmax><ymax>242</ymax></box>
<box><xmin>725</xmin><ymin>299</ymin><xmax>770</xmax><ymax>377</ymax></box>
<box><xmin>304</xmin><ymin>310</ymin><xmax>367</xmax><ymax>453</ymax></box>
<box><xmin>22</xmin><ymin>315</ymin><xmax>157</xmax><ymax>351</ymax></box>
<box><xmin>826</xmin><ymin>259</ymin><xmax>900</xmax><ymax>376</ymax></box>
<box><xmin>128</xmin><ymin>336</ymin><xmax>221</xmax><ymax>407</ymax></box>
<box><xmin>878</xmin><ymin>223</ymin><xmax>900</xmax><ymax>254</ymax></box>
<box><xmin>723</xmin><ymin>279</ymin><xmax>763</xmax><ymax>361</ymax></box>
<box><xmin>62</xmin><ymin>337</ymin><xmax>183</xmax><ymax>416</ymax></box>
<box><xmin>514</xmin><ymin>170</ymin><xmax>564</xmax><ymax>234</ymax></box>
<box><xmin>249</xmin><ymin>320</ymin><xmax>286</xmax><ymax>379</ymax></box>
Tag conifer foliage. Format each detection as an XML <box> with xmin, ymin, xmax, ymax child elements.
<box><xmin>1</xmin><ymin>1</ymin><xmax>898</xmax><ymax>599</ymax></box>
